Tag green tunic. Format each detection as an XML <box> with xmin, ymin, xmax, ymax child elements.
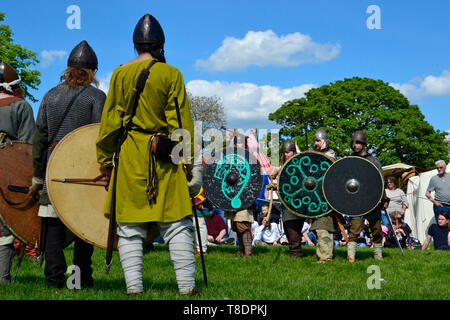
<box><xmin>96</xmin><ymin>59</ymin><xmax>194</xmax><ymax>224</ymax></box>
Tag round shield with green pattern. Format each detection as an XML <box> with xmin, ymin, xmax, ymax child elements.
<box><xmin>277</xmin><ymin>151</ymin><xmax>334</xmax><ymax>218</ymax></box>
<box><xmin>204</xmin><ymin>147</ymin><xmax>263</xmax><ymax>211</ymax></box>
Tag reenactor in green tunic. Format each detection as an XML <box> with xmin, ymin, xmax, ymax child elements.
<box><xmin>96</xmin><ymin>14</ymin><xmax>198</xmax><ymax>295</ymax></box>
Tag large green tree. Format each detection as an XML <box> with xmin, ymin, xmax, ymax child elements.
<box><xmin>269</xmin><ymin>77</ymin><xmax>449</xmax><ymax>170</ymax></box>
<box><xmin>0</xmin><ymin>12</ymin><xmax>40</xmax><ymax>102</ymax></box>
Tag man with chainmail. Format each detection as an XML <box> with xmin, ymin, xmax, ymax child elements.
<box><xmin>32</xmin><ymin>41</ymin><xmax>106</xmax><ymax>288</ymax></box>
<box><xmin>346</xmin><ymin>130</ymin><xmax>384</xmax><ymax>262</ymax></box>
<box><xmin>0</xmin><ymin>61</ymin><xmax>35</xmax><ymax>283</ymax></box>
<box><xmin>96</xmin><ymin>14</ymin><xmax>198</xmax><ymax>295</ymax></box>
<box><xmin>309</xmin><ymin>128</ymin><xmax>340</xmax><ymax>263</ymax></box>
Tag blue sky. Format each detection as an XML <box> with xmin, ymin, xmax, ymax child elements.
<box><xmin>2</xmin><ymin>0</ymin><xmax>450</xmax><ymax>135</ymax></box>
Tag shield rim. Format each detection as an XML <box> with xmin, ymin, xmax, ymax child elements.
<box><xmin>0</xmin><ymin>141</ymin><xmax>40</xmax><ymax>246</ymax></box>
<box><xmin>203</xmin><ymin>146</ymin><xmax>263</xmax><ymax>212</ymax></box>
<box><xmin>322</xmin><ymin>155</ymin><xmax>384</xmax><ymax>217</ymax></box>
<box><xmin>277</xmin><ymin>150</ymin><xmax>335</xmax><ymax>218</ymax></box>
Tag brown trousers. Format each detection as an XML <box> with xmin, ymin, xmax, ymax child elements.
<box><xmin>349</xmin><ymin>217</ymin><xmax>383</xmax><ymax>243</ymax></box>
<box><xmin>233</xmin><ymin>221</ymin><xmax>252</xmax><ymax>255</ymax></box>
<box><xmin>283</xmin><ymin>219</ymin><xmax>305</xmax><ymax>257</ymax></box>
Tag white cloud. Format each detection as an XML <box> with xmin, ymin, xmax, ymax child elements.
<box><xmin>445</xmin><ymin>129</ymin><xmax>450</xmax><ymax>140</ymax></box>
<box><xmin>97</xmin><ymin>72</ymin><xmax>113</xmax><ymax>94</ymax></box>
<box><xmin>390</xmin><ymin>70</ymin><xmax>450</xmax><ymax>101</ymax></box>
<box><xmin>195</xmin><ymin>30</ymin><xmax>341</xmax><ymax>72</ymax></box>
<box><xmin>187</xmin><ymin>79</ymin><xmax>316</xmax><ymax>129</ymax></box>
<box><xmin>40</xmin><ymin>50</ymin><xmax>67</xmax><ymax>68</ymax></box>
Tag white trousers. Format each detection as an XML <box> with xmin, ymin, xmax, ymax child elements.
<box><xmin>193</xmin><ymin>216</ymin><xmax>208</xmax><ymax>252</ymax></box>
<box><xmin>117</xmin><ymin>217</ymin><xmax>196</xmax><ymax>294</ymax></box>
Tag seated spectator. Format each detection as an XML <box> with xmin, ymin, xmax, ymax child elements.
<box><xmin>356</xmin><ymin>222</ymin><xmax>372</xmax><ymax>247</ymax></box>
<box><xmin>253</xmin><ymin>215</ymin><xmax>281</xmax><ymax>246</ymax></box>
<box><xmin>422</xmin><ymin>213</ymin><xmax>450</xmax><ymax>250</ymax></box>
<box><xmin>301</xmin><ymin>219</ymin><xmax>317</xmax><ymax>246</ymax></box>
<box><xmin>333</xmin><ymin>227</ymin><xmax>347</xmax><ymax>247</ymax></box>
<box><xmin>205</xmin><ymin>210</ymin><xmax>234</xmax><ymax>245</ymax></box>
<box><xmin>384</xmin><ymin>211</ymin><xmax>413</xmax><ymax>248</ymax></box>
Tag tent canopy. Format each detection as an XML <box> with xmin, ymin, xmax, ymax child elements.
<box><xmin>382</xmin><ymin>162</ymin><xmax>420</xmax><ymax>188</ymax></box>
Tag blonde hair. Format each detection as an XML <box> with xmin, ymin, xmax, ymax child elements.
<box><xmin>60</xmin><ymin>67</ymin><xmax>98</xmax><ymax>88</ymax></box>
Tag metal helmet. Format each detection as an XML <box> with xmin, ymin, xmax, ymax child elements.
<box><xmin>133</xmin><ymin>14</ymin><xmax>165</xmax><ymax>45</ymax></box>
<box><xmin>67</xmin><ymin>40</ymin><xmax>98</xmax><ymax>71</ymax></box>
<box><xmin>282</xmin><ymin>139</ymin><xmax>297</xmax><ymax>154</ymax></box>
<box><xmin>313</xmin><ymin>128</ymin><xmax>330</xmax><ymax>150</ymax></box>
<box><xmin>0</xmin><ymin>62</ymin><xmax>21</xmax><ymax>93</ymax></box>
<box><xmin>351</xmin><ymin>130</ymin><xmax>367</xmax><ymax>148</ymax></box>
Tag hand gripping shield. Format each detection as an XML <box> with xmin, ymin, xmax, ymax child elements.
<box><xmin>277</xmin><ymin>151</ymin><xmax>334</xmax><ymax>218</ymax></box>
<box><xmin>322</xmin><ymin>156</ymin><xmax>384</xmax><ymax>217</ymax></box>
<box><xmin>203</xmin><ymin>147</ymin><xmax>263</xmax><ymax>211</ymax></box>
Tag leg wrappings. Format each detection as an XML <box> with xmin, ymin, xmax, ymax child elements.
<box><xmin>316</xmin><ymin>229</ymin><xmax>334</xmax><ymax>261</ymax></box>
<box><xmin>168</xmin><ymin>228</ymin><xmax>196</xmax><ymax>294</ymax></box>
<box><xmin>347</xmin><ymin>241</ymin><xmax>357</xmax><ymax>260</ymax></box>
<box><xmin>373</xmin><ymin>242</ymin><xmax>383</xmax><ymax>259</ymax></box>
<box><xmin>118</xmin><ymin>236</ymin><xmax>143</xmax><ymax>294</ymax></box>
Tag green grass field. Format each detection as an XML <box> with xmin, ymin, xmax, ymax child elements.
<box><xmin>1</xmin><ymin>244</ymin><xmax>449</xmax><ymax>300</ymax></box>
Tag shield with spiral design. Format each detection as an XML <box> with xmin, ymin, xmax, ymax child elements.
<box><xmin>203</xmin><ymin>147</ymin><xmax>263</xmax><ymax>211</ymax></box>
<box><xmin>277</xmin><ymin>151</ymin><xmax>334</xmax><ymax>218</ymax></box>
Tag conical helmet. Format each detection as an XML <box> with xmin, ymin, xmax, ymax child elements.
<box><xmin>0</xmin><ymin>61</ymin><xmax>20</xmax><ymax>84</ymax></box>
<box><xmin>67</xmin><ymin>40</ymin><xmax>98</xmax><ymax>71</ymax></box>
<box><xmin>0</xmin><ymin>61</ymin><xmax>21</xmax><ymax>92</ymax></box>
<box><xmin>133</xmin><ymin>14</ymin><xmax>165</xmax><ymax>45</ymax></box>
<box><xmin>351</xmin><ymin>130</ymin><xmax>367</xmax><ymax>147</ymax></box>
<box><xmin>282</xmin><ymin>139</ymin><xmax>297</xmax><ymax>154</ymax></box>
<box><xmin>313</xmin><ymin>128</ymin><xmax>330</xmax><ymax>149</ymax></box>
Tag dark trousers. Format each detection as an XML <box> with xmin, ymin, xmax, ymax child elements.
<box><xmin>283</xmin><ymin>219</ymin><xmax>305</xmax><ymax>257</ymax></box>
<box><xmin>43</xmin><ymin>218</ymin><xmax>94</xmax><ymax>288</ymax></box>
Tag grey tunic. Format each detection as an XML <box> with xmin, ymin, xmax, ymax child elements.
<box><xmin>0</xmin><ymin>98</ymin><xmax>35</xmax><ymax>143</ymax></box>
<box><xmin>32</xmin><ymin>84</ymin><xmax>106</xmax><ymax>205</ymax></box>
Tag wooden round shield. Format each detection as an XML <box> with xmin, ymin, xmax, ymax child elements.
<box><xmin>322</xmin><ymin>156</ymin><xmax>384</xmax><ymax>217</ymax></box>
<box><xmin>277</xmin><ymin>151</ymin><xmax>335</xmax><ymax>218</ymax></box>
<box><xmin>203</xmin><ymin>147</ymin><xmax>263</xmax><ymax>211</ymax></box>
<box><xmin>46</xmin><ymin>123</ymin><xmax>117</xmax><ymax>249</ymax></box>
<box><xmin>0</xmin><ymin>141</ymin><xmax>40</xmax><ymax>247</ymax></box>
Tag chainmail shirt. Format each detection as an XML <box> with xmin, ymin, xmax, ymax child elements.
<box><xmin>35</xmin><ymin>83</ymin><xmax>106</xmax><ymax>196</ymax></box>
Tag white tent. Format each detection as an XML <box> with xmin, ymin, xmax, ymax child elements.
<box><xmin>404</xmin><ymin>164</ymin><xmax>450</xmax><ymax>243</ymax></box>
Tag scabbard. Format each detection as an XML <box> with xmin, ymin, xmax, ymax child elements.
<box><xmin>192</xmin><ymin>202</ymin><xmax>207</xmax><ymax>287</ymax></box>
<box><xmin>105</xmin><ymin>153</ymin><xmax>119</xmax><ymax>275</ymax></box>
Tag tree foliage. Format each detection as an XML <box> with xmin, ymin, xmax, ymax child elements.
<box><xmin>269</xmin><ymin>77</ymin><xmax>449</xmax><ymax>170</ymax></box>
<box><xmin>0</xmin><ymin>12</ymin><xmax>41</xmax><ymax>102</ymax></box>
<box><xmin>187</xmin><ymin>90</ymin><xmax>226</xmax><ymax>131</ymax></box>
